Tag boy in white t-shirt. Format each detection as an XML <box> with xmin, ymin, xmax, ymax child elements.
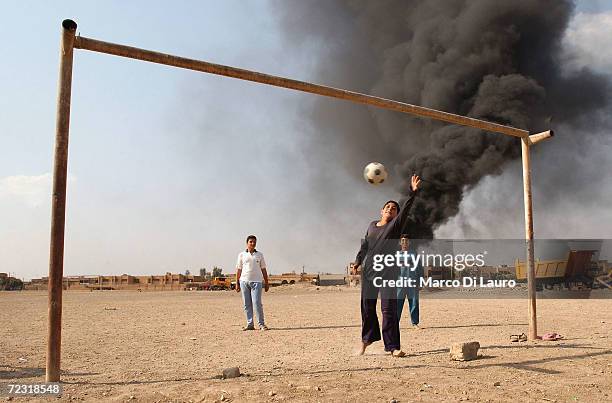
<box><xmin>235</xmin><ymin>235</ymin><xmax>270</xmax><ymax>330</ymax></box>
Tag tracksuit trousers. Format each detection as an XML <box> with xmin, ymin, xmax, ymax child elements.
<box><xmin>361</xmin><ymin>279</ymin><xmax>400</xmax><ymax>352</ymax></box>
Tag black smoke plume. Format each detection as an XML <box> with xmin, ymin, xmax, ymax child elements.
<box><xmin>275</xmin><ymin>0</ymin><xmax>610</xmax><ymax>238</ymax></box>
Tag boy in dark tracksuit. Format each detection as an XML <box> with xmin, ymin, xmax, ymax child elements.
<box><xmin>353</xmin><ymin>175</ymin><xmax>421</xmax><ymax>356</ymax></box>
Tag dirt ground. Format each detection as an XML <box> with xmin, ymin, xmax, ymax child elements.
<box><xmin>1</xmin><ymin>286</ymin><xmax>611</xmax><ymax>402</ymax></box>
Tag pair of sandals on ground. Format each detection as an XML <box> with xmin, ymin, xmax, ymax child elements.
<box><xmin>510</xmin><ymin>332</ymin><xmax>563</xmax><ymax>342</ymax></box>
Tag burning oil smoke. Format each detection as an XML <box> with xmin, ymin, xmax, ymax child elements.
<box><xmin>275</xmin><ymin>0</ymin><xmax>610</xmax><ymax>238</ymax></box>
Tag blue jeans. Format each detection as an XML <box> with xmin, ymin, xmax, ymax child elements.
<box><xmin>397</xmin><ymin>268</ymin><xmax>420</xmax><ymax>325</ymax></box>
<box><xmin>240</xmin><ymin>281</ymin><xmax>265</xmax><ymax>327</ymax></box>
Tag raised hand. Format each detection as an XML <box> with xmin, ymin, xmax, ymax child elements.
<box><xmin>411</xmin><ymin>175</ymin><xmax>421</xmax><ymax>192</ymax></box>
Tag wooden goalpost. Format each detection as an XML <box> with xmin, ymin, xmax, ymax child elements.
<box><xmin>47</xmin><ymin>19</ymin><xmax>553</xmax><ymax>382</ymax></box>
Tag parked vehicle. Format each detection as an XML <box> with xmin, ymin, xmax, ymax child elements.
<box><xmin>515</xmin><ymin>250</ymin><xmax>597</xmax><ymax>289</ymax></box>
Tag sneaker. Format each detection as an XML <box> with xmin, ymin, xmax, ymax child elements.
<box><xmin>242</xmin><ymin>324</ymin><xmax>255</xmax><ymax>331</ymax></box>
<box><xmin>259</xmin><ymin>325</ymin><xmax>269</xmax><ymax>331</ymax></box>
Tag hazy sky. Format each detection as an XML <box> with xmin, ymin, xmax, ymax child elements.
<box><xmin>2</xmin><ymin>1</ymin><xmax>611</xmax><ymax>280</ymax></box>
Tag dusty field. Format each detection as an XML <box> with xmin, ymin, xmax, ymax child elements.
<box><xmin>1</xmin><ymin>286</ymin><xmax>611</xmax><ymax>402</ymax></box>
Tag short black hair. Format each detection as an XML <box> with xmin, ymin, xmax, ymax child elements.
<box><xmin>400</xmin><ymin>233</ymin><xmax>409</xmax><ymax>240</ymax></box>
<box><xmin>246</xmin><ymin>235</ymin><xmax>257</xmax><ymax>243</ymax></box>
<box><xmin>382</xmin><ymin>200</ymin><xmax>400</xmax><ymax>212</ymax></box>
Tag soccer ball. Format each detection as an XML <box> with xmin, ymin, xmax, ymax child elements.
<box><xmin>363</xmin><ymin>162</ymin><xmax>388</xmax><ymax>185</ymax></box>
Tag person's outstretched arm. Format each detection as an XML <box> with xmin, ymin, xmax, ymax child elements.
<box><xmin>390</xmin><ymin>175</ymin><xmax>421</xmax><ymax>236</ymax></box>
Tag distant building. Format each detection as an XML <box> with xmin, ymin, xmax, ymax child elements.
<box><xmin>23</xmin><ymin>271</ymin><xmax>319</xmax><ymax>291</ymax></box>
<box><xmin>24</xmin><ymin>272</ymin><xmax>209</xmax><ymax>291</ymax></box>
<box><xmin>317</xmin><ymin>274</ymin><xmax>347</xmax><ymax>286</ymax></box>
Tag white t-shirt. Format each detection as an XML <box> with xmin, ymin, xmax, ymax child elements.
<box><xmin>236</xmin><ymin>250</ymin><xmax>266</xmax><ymax>282</ymax></box>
